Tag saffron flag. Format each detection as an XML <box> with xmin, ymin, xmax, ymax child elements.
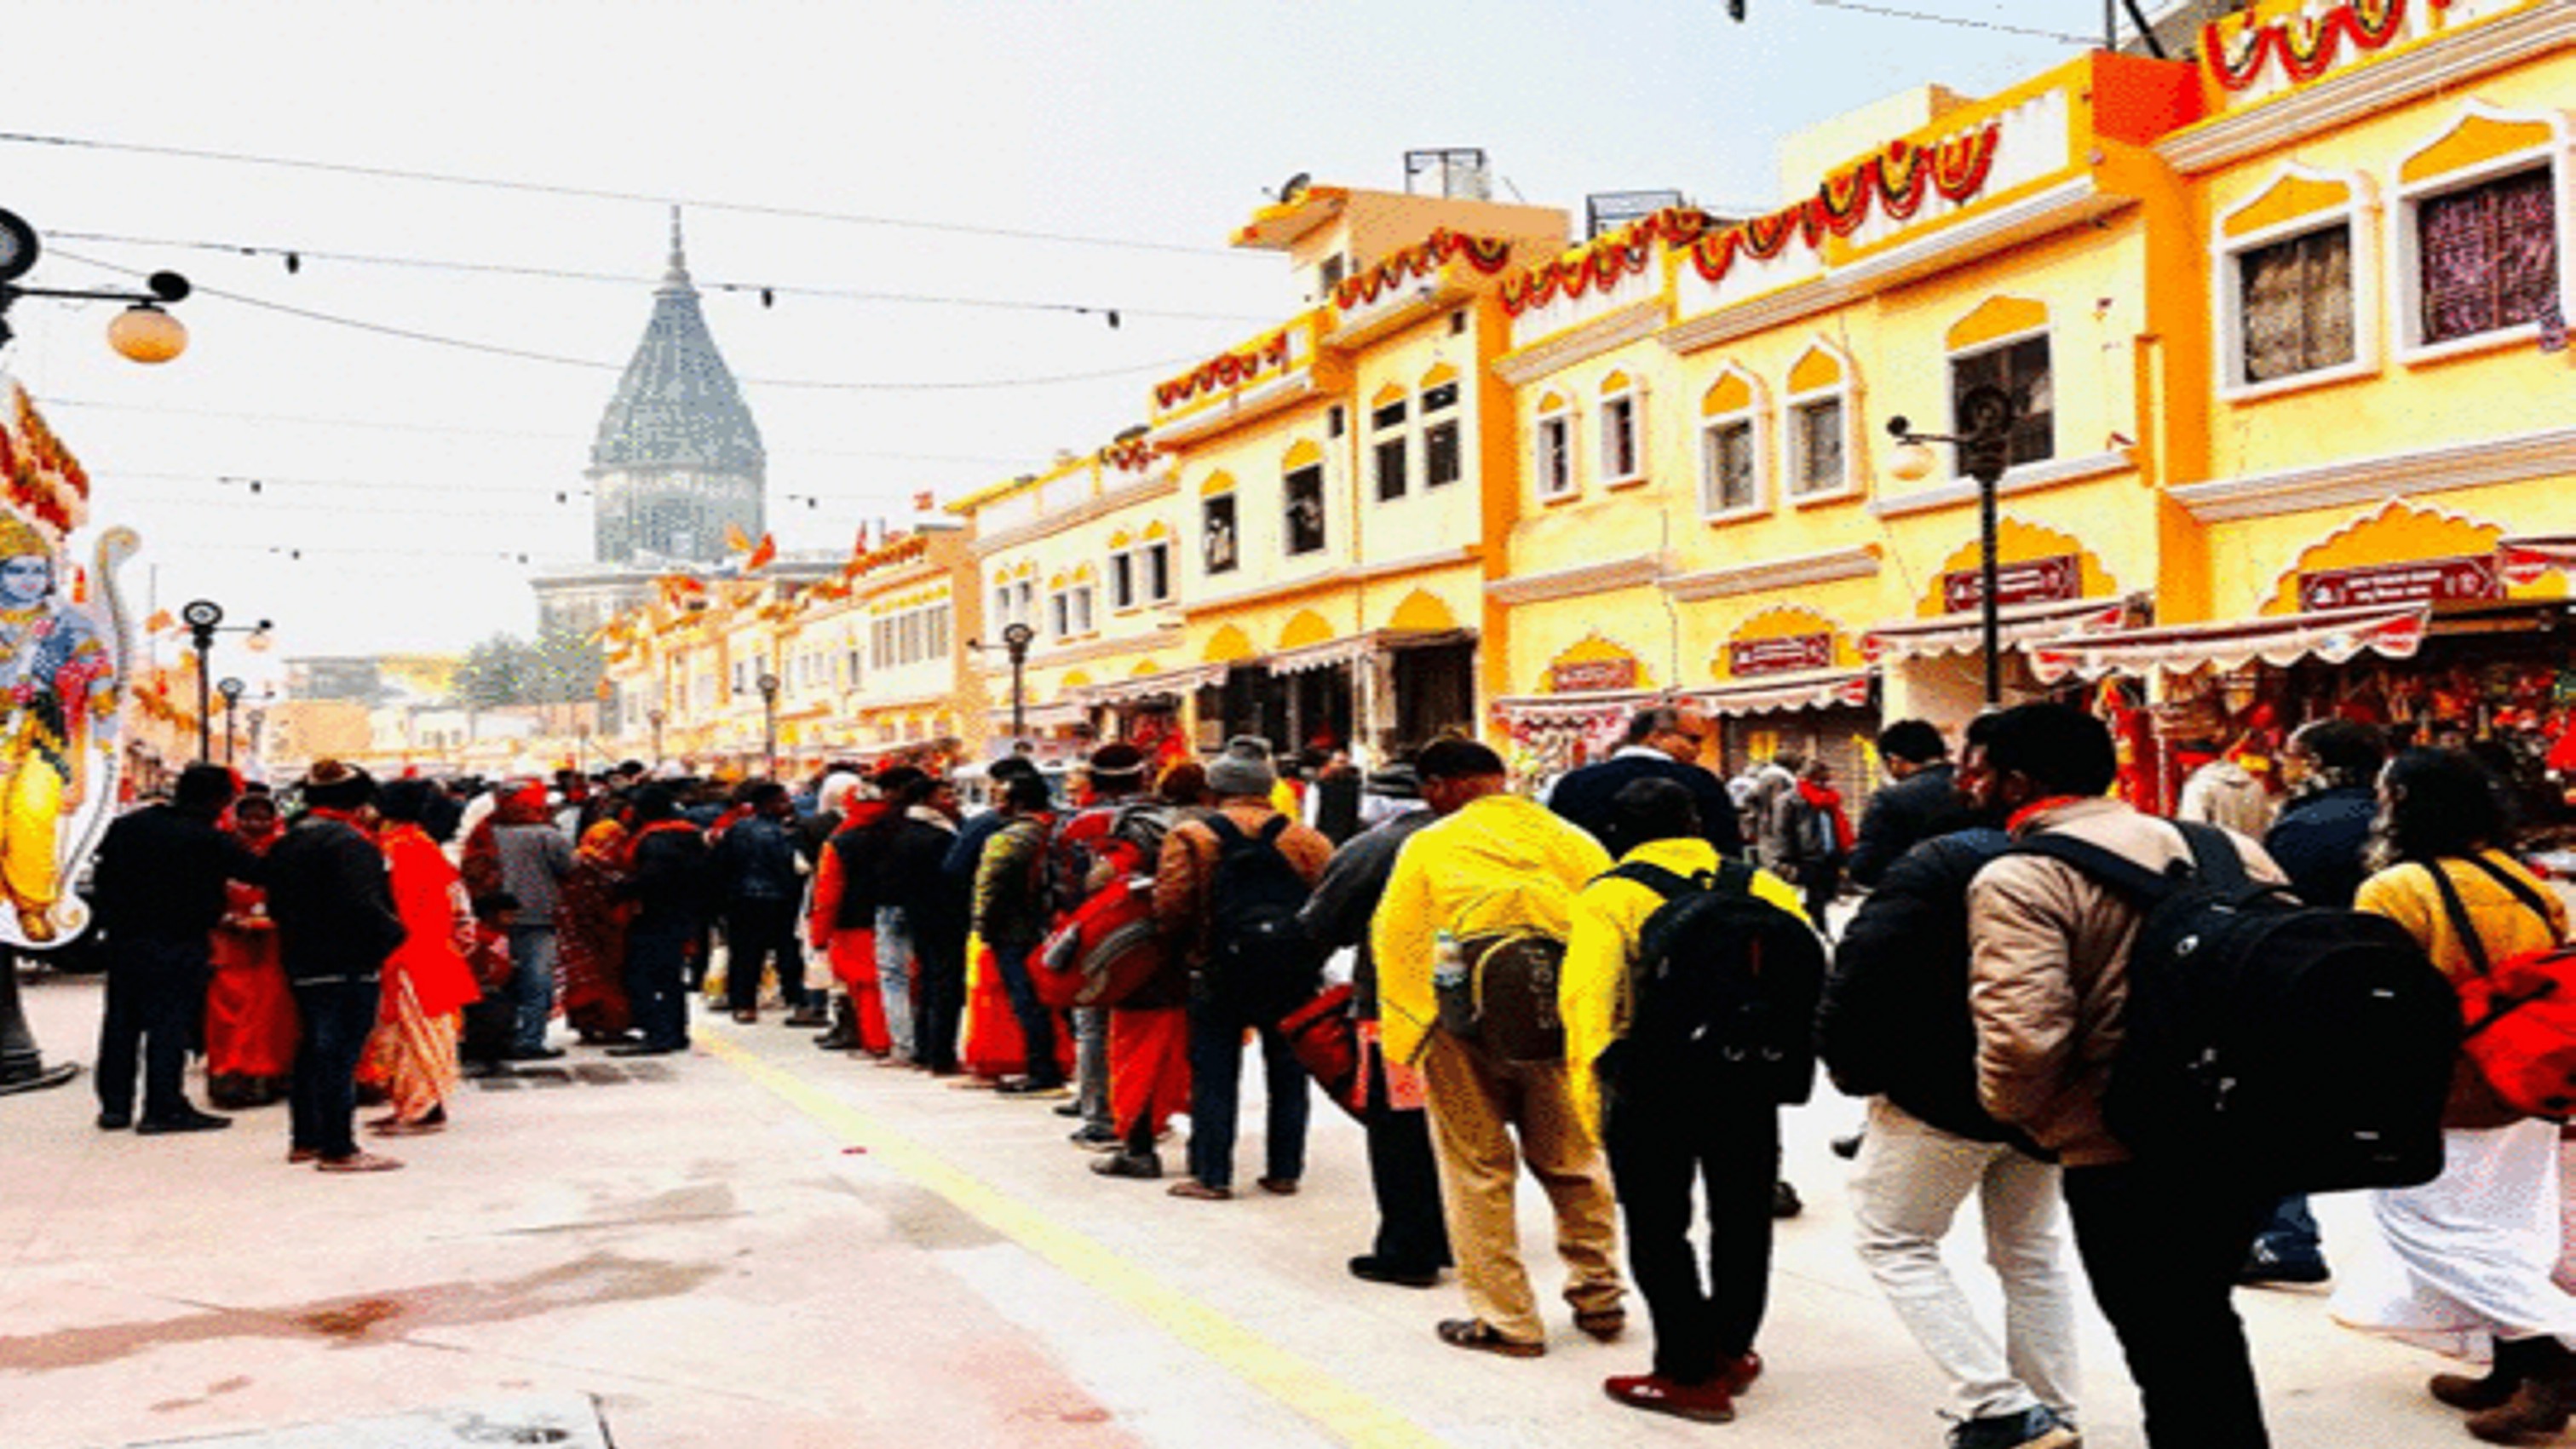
<box><xmin>745</xmin><ymin>533</ymin><xmax>778</xmax><ymax>572</ymax></box>
<box><xmin>913</xmin><ymin>490</ymin><xmax>935</xmax><ymax>512</ymax></box>
<box><xmin>724</xmin><ymin>520</ymin><xmax>753</xmax><ymax>554</ymax></box>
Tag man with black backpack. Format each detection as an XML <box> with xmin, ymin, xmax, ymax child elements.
<box><xmin>1821</xmin><ymin>714</ymin><xmax>2079</xmax><ymax>1449</ymax></box>
<box><xmin>1561</xmin><ymin>777</ymin><xmax>1818</xmax><ymax>1424</ymax></box>
<box><xmin>1152</xmin><ymin>737</ymin><xmax>1331</xmax><ymax>1201</ymax></box>
<box><xmin>1966</xmin><ymin>703</ymin><xmax>2291</xmax><ymax>1449</ymax></box>
<box><xmin>1372</xmin><ymin>738</ymin><xmax>1624</xmax><ymax>1359</ymax></box>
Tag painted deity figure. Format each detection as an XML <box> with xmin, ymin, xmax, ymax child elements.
<box><xmin>0</xmin><ymin>515</ymin><xmax>114</xmax><ymax>941</ymax></box>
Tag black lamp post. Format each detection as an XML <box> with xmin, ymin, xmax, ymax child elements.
<box><xmin>181</xmin><ymin>601</ymin><xmax>271</xmax><ymax>762</ymax></box>
<box><xmin>216</xmin><ymin>676</ymin><xmax>244</xmax><ymax>766</ymax></box>
<box><xmin>0</xmin><ymin>208</ymin><xmax>193</xmax><ymax>363</ymax></box>
<box><xmin>756</xmin><ymin>672</ymin><xmax>780</xmax><ymax>775</ymax></box>
<box><xmin>1889</xmin><ymin>384</ymin><xmax>2019</xmax><ymax>708</ymax></box>
<box><xmin>1001</xmin><ymin>623</ymin><xmax>1034</xmax><ymax>744</ymax></box>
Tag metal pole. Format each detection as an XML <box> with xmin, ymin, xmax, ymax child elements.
<box><xmin>0</xmin><ymin>951</ymin><xmax>79</xmax><ymax>1093</ymax></box>
<box><xmin>194</xmin><ymin>641</ymin><xmax>212</xmax><ymax>761</ymax></box>
<box><xmin>1980</xmin><ymin>472</ymin><xmax>2003</xmax><ymax>708</ymax></box>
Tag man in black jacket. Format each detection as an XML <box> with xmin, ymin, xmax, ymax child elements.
<box><xmin>92</xmin><ymin>763</ymin><xmax>265</xmax><ymax>1134</ymax></box>
<box><xmin>266</xmin><ymin>761</ymin><xmax>409</xmax><ymax>1172</ymax></box>
<box><xmin>1817</xmin><ymin>722</ymin><xmax>2079</xmax><ymax>1449</ymax></box>
<box><xmin>1546</xmin><ymin>706</ymin><xmax>1744</xmax><ymax>859</ymax></box>
<box><xmin>713</xmin><ymin>780</ymin><xmax>814</xmax><ymax>1026</ymax></box>
<box><xmin>610</xmin><ymin>785</ymin><xmax>710</xmax><ymax>1056</ymax></box>
<box><xmin>1846</xmin><ymin>719</ymin><xmax>1971</xmax><ymax>889</ymax></box>
<box><xmin>877</xmin><ymin>772</ymin><xmax>966</xmax><ymax>1074</ymax></box>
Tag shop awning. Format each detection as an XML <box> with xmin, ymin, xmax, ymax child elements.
<box><xmin>1068</xmin><ymin>663</ymin><xmax>1228</xmax><ymax>707</ymax></box>
<box><xmin>1860</xmin><ymin>596</ymin><xmax>2134</xmax><ymax>664</ymax></box>
<box><xmin>2026</xmin><ymin>604</ymin><xmax>2429</xmax><ymax>684</ymax></box>
<box><xmin>2502</xmin><ymin>535</ymin><xmax>2576</xmax><ymax>581</ymax></box>
<box><xmin>1683</xmin><ymin>670</ymin><xmax>1874</xmax><ymax>718</ymax></box>
<box><xmin>1266</xmin><ymin>627</ymin><xmax>1475</xmax><ymax>676</ymax></box>
<box><xmin>1491</xmin><ymin>687</ymin><xmax>1661</xmax><ymax>730</ymax></box>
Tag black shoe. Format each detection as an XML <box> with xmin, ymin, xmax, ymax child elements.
<box><xmin>1069</xmin><ymin>1124</ymin><xmax>1123</xmax><ymax>1151</ymax></box>
<box><xmin>95</xmin><ymin>1110</ymin><xmax>131</xmax><ymax>1131</ymax></box>
<box><xmin>1770</xmin><ymin>1179</ymin><xmax>1803</xmax><ymax>1219</ymax></box>
<box><xmin>1052</xmin><ymin>1099</ymin><xmax>1085</xmax><ymax>1118</ymax></box>
<box><xmin>1946</xmin><ymin>1404</ymin><xmax>2078</xmax><ymax>1449</ymax></box>
<box><xmin>2238</xmin><ymin>1239</ymin><xmax>2330</xmax><ymax>1286</ymax></box>
<box><xmin>507</xmin><ymin>1045</ymin><xmax>566</xmax><ymax>1061</ymax></box>
<box><xmin>997</xmin><ymin>1077</ymin><xmax>1070</xmax><ymax>1097</ymax></box>
<box><xmin>1348</xmin><ymin>1255</ymin><xmax>1440</xmax><ymax>1289</ymax></box>
<box><xmin>135</xmin><ymin>1108</ymin><xmax>233</xmax><ymax>1135</ymax></box>
<box><xmin>1091</xmin><ymin>1151</ymin><xmax>1161</xmax><ymax>1179</ymax></box>
<box><xmin>606</xmin><ymin>1042</ymin><xmax>681</xmax><ymax>1058</ymax></box>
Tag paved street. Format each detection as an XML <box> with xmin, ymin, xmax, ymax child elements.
<box><xmin>1</xmin><ymin>963</ymin><xmax>2473</xmax><ymax>1448</ymax></box>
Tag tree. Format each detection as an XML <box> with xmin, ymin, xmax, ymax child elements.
<box><xmin>451</xmin><ymin>628</ymin><xmax>603</xmax><ymax>711</ymax></box>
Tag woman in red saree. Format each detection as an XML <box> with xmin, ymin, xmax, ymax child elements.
<box><xmin>205</xmin><ymin>791</ymin><xmax>295</xmax><ymax>1109</ymax></box>
<box><xmin>557</xmin><ymin>814</ymin><xmax>635</xmax><ymax>1044</ymax></box>
<box><xmin>358</xmin><ymin>779</ymin><xmax>481</xmax><ymax>1134</ymax></box>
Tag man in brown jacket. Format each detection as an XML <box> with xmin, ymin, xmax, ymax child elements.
<box><xmin>1965</xmin><ymin>702</ymin><xmax>2286</xmax><ymax>1449</ymax></box>
<box><xmin>1153</xmin><ymin>737</ymin><xmax>1333</xmax><ymax>1201</ymax></box>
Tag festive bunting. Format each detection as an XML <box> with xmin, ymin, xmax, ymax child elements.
<box><xmin>1330</xmin><ymin>227</ymin><xmax>1515</xmax><ymax>312</ymax></box>
<box><xmin>1681</xmin><ymin>119</ymin><xmax>2004</xmax><ymax>291</ymax></box>
<box><xmin>2204</xmin><ymin>0</ymin><xmax>2445</xmax><ymax>94</ymax></box>
<box><xmin>1153</xmin><ymin>331</ymin><xmax>1293</xmax><ymax>411</ymax></box>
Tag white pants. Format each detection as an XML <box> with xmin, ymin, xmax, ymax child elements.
<box><xmin>1849</xmin><ymin>1096</ymin><xmax>2080</xmax><ymax>1422</ymax></box>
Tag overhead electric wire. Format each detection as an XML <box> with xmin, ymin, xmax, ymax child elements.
<box><xmin>49</xmin><ymin>228</ymin><xmax>1277</xmax><ymax>325</ymax></box>
<box><xmin>1803</xmin><ymin>0</ymin><xmax>2095</xmax><ymax>43</ymax></box>
<box><xmin>52</xmin><ymin>249</ymin><xmax>1209</xmax><ymax>392</ymax></box>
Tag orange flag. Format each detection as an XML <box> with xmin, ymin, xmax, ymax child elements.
<box><xmin>724</xmin><ymin>520</ymin><xmax>753</xmax><ymax>554</ymax></box>
<box><xmin>745</xmin><ymin>532</ymin><xmax>778</xmax><ymax>572</ymax></box>
<box><xmin>144</xmin><ymin>608</ymin><xmax>175</xmax><ymax>635</ymax></box>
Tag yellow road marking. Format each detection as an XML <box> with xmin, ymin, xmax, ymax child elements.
<box><xmin>701</xmin><ymin>1035</ymin><xmax>1446</xmax><ymax>1448</ymax></box>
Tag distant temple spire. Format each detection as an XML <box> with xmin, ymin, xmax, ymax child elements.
<box><xmin>664</xmin><ymin>205</ymin><xmax>689</xmax><ymax>286</ymax></box>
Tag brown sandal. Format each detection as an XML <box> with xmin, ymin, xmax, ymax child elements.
<box><xmin>1437</xmin><ymin>1318</ymin><xmax>1544</xmax><ymax>1359</ymax></box>
<box><xmin>1166</xmin><ymin>1180</ymin><xmax>1233</xmax><ymax>1201</ymax></box>
<box><xmin>1575</xmin><ymin>1308</ymin><xmax>1627</xmax><ymax>1343</ymax></box>
<box><xmin>315</xmin><ymin>1151</ymin><xmax>405</xmax><ymax>1173</ymax></box>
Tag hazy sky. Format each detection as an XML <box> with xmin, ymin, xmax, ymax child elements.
<box><xmin>1</xmin><ymin>0</ymin><xmax>2096</xmax><ymax>671</ymax></box>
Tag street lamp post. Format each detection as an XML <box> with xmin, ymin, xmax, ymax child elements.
<box><xmin>756</xmin><ymin>672</ymin><xmax>780</xmax><ymax>776</ymax></box>
<box><xmin>648</xmin><ymin>708</ymin><xmax>666</xmax><ymax>766</ymax></box>
<box><xmin>1888</xmin><ymin>384</ymin><xmax>2019</xmax><ymax>708</ymax></box>
<box><xmin>1001</xmin><ymin>622</ymin><xmax>1034</xmax><ymax>745</ymax></box>
<box><xmin>216</xmin><ymin>676</ymin><xmax>244</xmax><ymax>766</ymax></box>
<box><xmin>181</xmin><ymin>601</ymin><xmax>271</xmax><ymax>762</ymax></box>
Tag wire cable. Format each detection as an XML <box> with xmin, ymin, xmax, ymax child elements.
<box><xmin>0</xmin><ymin>129</ymin><xmax>1256</xmax><ymax>260</ymax></box>
<box><xmin>1804</xmin><ymin>0</ymin><xmax>2095</xmax><ymax>43</ymax></box>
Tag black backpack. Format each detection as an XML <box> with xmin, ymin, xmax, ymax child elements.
<box><xmin>1597</xmin><ymin>860</ymin><xmax>1827</xmax><ymax>1106</ymax></box>
<box><xmin>1201</xmin><ymin>814</ymin><xmax>1320</xmax><ymax>1021</ymax></box>
<box><xmin>2013</xmin><ymin>820</ymin><xmax>2458</xmax><ymax>1193</ymax></box>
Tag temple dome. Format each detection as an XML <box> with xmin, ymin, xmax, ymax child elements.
<box><xmin>589</xmin><ymin>211</ymin><xmax>765</xmax><ymax>476</ymax></box>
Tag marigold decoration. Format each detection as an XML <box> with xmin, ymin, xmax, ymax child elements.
<box><xmin>1500</xmin><ymin>208</ymin><xmax>1711</xmax><ymax>318</ymax></box>
<box><xmin>1100</xmin><ymin>434</ymin><xmax>1163</xmax><ymax>473</ymax></box>
<box><xmin>1154</xmin><ymin>331</ymin><xmax>1293</xmax><ymax>411</ymax></box>
<box><xmin>1681</xmin><ymin>118</ymin><xmax>2004</xmax><ymax>291</ymax></box>
<box><xmin>1330</xmin><ymin>228</ymin><xmax>1515</xmax><ymax>312</ymax></box>
<box><xmin>2204</xmin><ymin>0</ymin><xmax>2444</xmax><ymax>93</ymax></box>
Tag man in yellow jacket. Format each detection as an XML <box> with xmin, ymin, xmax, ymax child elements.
<box><xmin>1371</xmin><ymin>738</ymin><xmax>1624</xmax><ymax>1359</ymax></box>
<box><xmin>1561</xmin><ymin>776</ymin><xmax>1810</xmax><ymax>1425</ymax></box>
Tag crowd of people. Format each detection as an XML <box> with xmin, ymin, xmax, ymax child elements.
<box><xmin>73</xmin><ymin>699</ymin><xmax>2576</xmax><ymax>1446</ymax></box>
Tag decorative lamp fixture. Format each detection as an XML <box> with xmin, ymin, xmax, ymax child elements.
<box><xmin>0</xmin><ymin>210</ymin><xmax>193</xmax><ymax>361</ymax></box>
<box><xmin>106</xmin><ymin>300</ymin><xmax>188</xmax><ymax>364</ymax></box>
<box><xmin>1888</xmin><ymin>439</ymin><xmax>1940</xmax><ymax>483</ymax></box>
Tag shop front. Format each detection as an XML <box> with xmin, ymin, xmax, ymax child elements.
<box><xmin>1689</xmin><ymin>605</ymin><xmax>1882</xmax><ymax>792</ymax></box>
<box><xmin>1493</xmin><ymin>633</ymin><xmax>1661</xmax><ymax>784</ymax></box>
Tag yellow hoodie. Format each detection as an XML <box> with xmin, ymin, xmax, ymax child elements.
<box><xmin>1559</xmin><ymin>837</ymin><xmax>1808</xmax><ymax>1141</ymax></box>
<box><xmin>1371</xmin><ymin>792</ymin><xmax>1613</xmax><ymax>1066</ymax></box>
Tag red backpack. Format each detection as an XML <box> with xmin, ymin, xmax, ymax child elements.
<box><xmin>2427</xmin><ymin>855</ymin><xmax>2576</xmax><ymax>1121</ymax></box>
<box><xmin>1032</xmin><ymin>802</ymin><xmax>1177</xmax><ymax>1010</ymax></box>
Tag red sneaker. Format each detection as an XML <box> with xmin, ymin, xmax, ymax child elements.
<box><xmin>1605</xmin><ymin>1373</ymin><xmax>1735</xmax><ymax>1423</ymax></box>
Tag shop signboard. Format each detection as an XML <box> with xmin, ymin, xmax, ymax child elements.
<box><xmin>1727</xmin><ymin>632</ymin><xmax>1834</xmax><ymax>677</ymax></box>
<box><xmin>1549</xmin><ymin>656</ymin><xmax>1637</xmax><ymax>693</ymax></box>
<box><xmin>1941</xmin><ymin>554</ymin><xmax>2079</xmax><ymax>613</ymax></box>
<box><xmin>2297</xmin><ymin>553</ymin><xmax>2503</xmax><ymax>612</ymax></box>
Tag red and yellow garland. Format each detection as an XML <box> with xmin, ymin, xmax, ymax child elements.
<box><xmin>2203</xmin><ymin>0</ymin><xmax>2443</xmax><ymax>94</ymax></box>
<box><xmin>1153</xmin><ymin>330</ymin><xmax>1293</xmax><ymax>411</ymax></box>
<box><xmin>1099</xmin><ymin>434</ymin><xmax>1163</xmax><ymax>473</ymax></box>
<box><xmin>1330</xmin><ymin>227</ymin><xmax>1515</xmax><ymax>312</ymax></box>
<box><xmin>1682</xmin><ymin>119</ymin><xmax>2004</xmax><ymax>290</ymax></box>
<box><xmin>1499</xmin><ymin>207</ymin><xmax>1714</xmax><ymax>318</ymax></box>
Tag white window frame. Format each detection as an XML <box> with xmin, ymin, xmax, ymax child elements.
<box><xmin>1107</xmin><ymin>548</ymin><xmax>1137</xmax><ymax>612</ymax></box>
<box><xmin>1782</xmin><ymin>347</ymin><xmax>1858</xmax><ymax>505</ymax></box>
<box><xmin>1420</xmin><ymin>379</ymin><xmax>1464</xmax><ymax>490</ymax></box>
<box><xmin>1597</xmin><ymin>378</ymin><xmax>1645</xmax><ymax>489</ymax></box>
<box><xmin>1696</xmin><ymin>366</ymin><xmax>1768</xmax><ymax>522</ymax></box>
<box><xmin>1534</xmin><ymin>401</ymin><xmax>1577</xmax><ymax>502</ymax></box>
<box><xmin>1946</xmin><ymin>326</ymin><xmax>2055</xmax><ymax>480</ymax></box>
<box><xmin>2390</xmin><ymin>106</ymin><xmax>2572</xmax><ymax>367</ymax></box>
<box><xmin>2216</xmin><ymin>166</ymin><xmax>2378</xmax><ymax>402</ymax></box>
<box><xmin>1141</xmin><ymin>538</ymin><xmax>1174</xmax><ymax>604</ymax></box>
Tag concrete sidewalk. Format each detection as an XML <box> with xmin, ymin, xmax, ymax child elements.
<box><xmin>0</xmin><ymin>963</ymin><xmax>2475</xmax><ymax>1447</ymax></box>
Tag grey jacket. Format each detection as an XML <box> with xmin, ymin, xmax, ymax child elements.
<box><xmin>493</xmin><ymin>822</ymin><xmax>572</xmax><ymax>925</ymax></box>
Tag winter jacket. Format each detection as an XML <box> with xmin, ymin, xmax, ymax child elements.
<box><xmin>1747</xmin><ymin>764</ymin><xmax>1803</xmax><ymax>871</ymax></box>
<box><xmin>1820</xmin><ymin>827</ymin><xmax>2038</xmax><ymax>1149</ymax></box>
<box><xmin>92</xmin><ymin>803</ymin><xmax>265</xmax><ymax>944</ymax></box>
<box><xmin>2176</xmin><ymin>759</ymin><xmax>2274</xmax><ymax>837</ymax></box>
<box><xmin>2261</xmin><ymin>785</ymin><xmax>2376</xmax><ymax>910</ymax></box>
<box><xmin>1560</xmin><ymin>836</ymin><xmax>1806</xmax><ymax>1140</ymax></box>
<box><xmin>972</xmin><ymin>814</ymin><xmax>1055</xmax><ymax>948</ymax></box>
<box><xmin>621</xmin><ymin>822</ymin><xmax>711</xmax><ymax>938</ymax></box>
<box><xmin>713</xmin><ymin>812</ymin><xmax>803</xmax><ymax>904</ymax></box>
<box><xmin>2355</xmin><ymin>849</ymin><xmax>2567</xmax><ymax>987</ymax></box>
<box><xmin>492</xmin><ymin>822</ymin><xmax>572</xmax><ymax>925</ymax></box>
<box><xmin>1370</xmin><ymin>792</ymin><xmax>1613</xmax><ymax>1066</ymax></box>
<box><xmin>1847</xmin><ymin>762</ymin><xmax>1972</xmax><ymax>888</ymax></box>
<box><xmin>1296</xmin><ymin>803</ymin><xmax>1435</xmax><ymax>1021</ymax></box>
<box><xmin>1546</xmin><ymin>748</ymin><xmax>1745</xmax><ymax>860</ymax></box>
<box><xmin>1966</xmin><ymin>796</ymin><xmax>2285</xmax><ymax>1166</ymax></box>
<box><xmin>809</xmin><ymin>801</ymin><xmax>898</xmax><ymax>941</ymax></box>
<box><xmin>1153</xmin><ymin>801</ymin><xmax>1333</xmax><ymax>972</ymax></box>
<box><xmin>881</xmin><ymin>808</ymin><xmax>966</xmax><ymax>965</ymax></box>
<box><xmin>266</xmin><ymin>813</ymin><xmax>407</xmax><ymax>984</ymax></box>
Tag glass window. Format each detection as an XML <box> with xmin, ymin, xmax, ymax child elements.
<box><xmin>1109</xmin><ymin>551</ymin><xmax>1135</xmax><ymax>609</ymax></box>
<box><xmin>1950</xmin><ymin>335</ymin><xmax>2054</xmax><ymax>469</ymax></box>
<box><xmin>1283</xmin><ymin>465</ymin><xmax>1327</xmax><ymax>555</ymax></box>
<box><xmin>1536</xmin><ymin>413</ymin><xmax>1573</xmax><ymax>497</ymax></box>
<box><xmin>1071</xmin><ymin>584</ymin><xmax>1094</xmax><ymax>635</ymax></box>
<box><xmin>1015</xmin><ymin>579</ymin><xmax>1036</xmax><ymax>623</ymax></box>
<box><xmin>1203</xmin><ymin>494</ymin><xmax>1239</xmax><ymax>574</ymax></box>
<box><xmin>1371</xmin><ymin>399</ymin><xmax>1408</xmax><ymax>430</ymax></box>
<box><xmin>1600</xmin><ymin>394</ymin><xmax>1639</xmax><ymax>480</ymax></box>
<box><xmin>1424</xmin><ymin>419</ymin><xmax>1461</xmax><ymax>488</ymax></box>
<box><xmin>2419</xmin><ymin>168</ymin><xmax>2558</xmax><ymax>346</ymax></box>
<box><xmin>1050</xmin><ymin>589</ymin><xmax>1071</xmax><ymax>639</ymax></box>
<box><xmin>1144</xmin><ymin>541</ymin><xmax>1173</xmax><ymax>601</ymax></box>
<box><xmin>2240</xmin><ymin>225</ymin><xmax>2355</xmax><ymax>382</ymax></box>
<box><xmin>1375</xmin><ymin>435</ymin><xmax>1409</xmax><ymax>501</ymax></box>
<box><xmin>1701</xmin><ymin>417</ymin><xmax>1757</xmax><ymax>514</ymax></box>
<box><xmin>1790</xmin><ymin>396</ymin><xmax>1845</xmax><ymax>497</ymax></box>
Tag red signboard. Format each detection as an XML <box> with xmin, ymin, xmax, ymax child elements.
<box><xmin>1550</xmin><ymin>657</ymin><xmax>1638</xmax><ymax>693</ymax></box>
<box><xmin>1728</xmin><ymin>632</ymin><xmax>1833</xmax><ymax>677</ymax></box>
<box><xmin>2297</xmin><ymin>553</ymin><xmax>2503</xmax><ymax>612</ymax></box>
<box><xmin>1942</xmin><ymin>554</ymin><xmax>2079</xmax><ymax>613</ymax></box>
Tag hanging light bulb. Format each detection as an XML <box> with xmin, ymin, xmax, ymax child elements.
<box><xmin>285</xmin><ymin>251</ymin><xmax>301</xmax><ymax>275</ymax></box>
<box><xmin>106</xmin><ymin>304</ymin><xmax>187</xmax><ymax>364</ymax></box>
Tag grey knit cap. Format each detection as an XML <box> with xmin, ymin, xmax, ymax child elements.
<box><xmin>1205</xmin><ymin>735</ymin><xmax>1278</xmax><ymax>798</ymax></box>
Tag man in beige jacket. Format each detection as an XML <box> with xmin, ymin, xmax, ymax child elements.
<box><xmin>1965</xmin><ymin>703</ymin><xmax>2286</xmax><ymax>1449</ymax></box>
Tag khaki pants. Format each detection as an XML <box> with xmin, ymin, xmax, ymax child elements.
<box><xmin>1420</xmin><ymin>1031</ymin><xmax>1623</xmax><ymax>1343</ymax></box>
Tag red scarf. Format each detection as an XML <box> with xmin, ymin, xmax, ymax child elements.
<box><xmin>2007</xmin><ymin>796</ymin><xmax>2088</xmax><ymax>833</ymax></box>
<box><xmin>622</xmin><ymin>819</ymin><xmax>700</xmax><ymax>869</ymax></box>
